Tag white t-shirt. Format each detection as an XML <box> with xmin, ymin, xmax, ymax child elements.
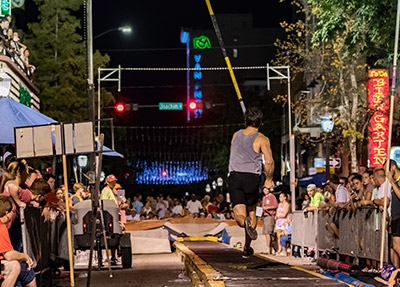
<box><xmin>186</xmin><ymin>200</ymin><xmax>203</xmax><ymax>214</ymax></box>
<box><xmin>335</xmin><ymin>184</ymin><xmax>350</xmax><ymax>203</ymax></box>
<box><xmin>378</xmin><ymin>180</ymin><xmax>392</xmax><ymax>216</ymax></box>
<box><xmin>172</xmin><ymin>205</ymin><xmax>183</xmax><ymax>215</ymax></box>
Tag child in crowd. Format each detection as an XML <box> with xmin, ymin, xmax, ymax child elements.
<box><xmin>301</xmin><ymin>193</ymin><xmax>310</xmax><ymax>210</ymax></box>
<box><xmin>276</xmin><ymin>213</ymin><xmax>292</xmax><ymax>256</ymax></box>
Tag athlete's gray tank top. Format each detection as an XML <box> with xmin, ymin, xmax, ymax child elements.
<box><xmin>228</xmin><ymin>130</ymin><xmax>263</xmax><ymax>175</ymax></box>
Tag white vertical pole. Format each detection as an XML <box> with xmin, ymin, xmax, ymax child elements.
<box><xmin>380</xmin><ymin>0</ymin><xmax>400</xmax><ymax>269</ymax></box>
<box><xmin>97</xmin><ymin>67</ymin><xmax>101</xmax><ymax>136</ymax></box>
<box><xmin>287</xmin><ymin>67</ymin><xmax>296</xmax><ymax>211</ymax></box>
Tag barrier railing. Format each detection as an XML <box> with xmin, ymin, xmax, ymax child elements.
<box><xmin>292</xmin><ymin>207</ymin><xmax>388</xmax><ymax>262</ymax></box>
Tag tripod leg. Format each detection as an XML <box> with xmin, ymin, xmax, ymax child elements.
<box><xmin>96</xmin><ymin>236</ymin><xmax>102</xmax><ymax>270</ymax></box>
<box><xmin>86</xmin><ymin>204</ymin><xmax>98</xmax><ymax>287</ymax></box>
<box><xmin>99</xmin><ymin>200</ymin><xmax>113</xmax><ymax>278</ymax></box>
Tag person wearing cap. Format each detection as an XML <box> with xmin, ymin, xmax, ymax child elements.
<box><xmin>304</xmin><ymin>184</ymin><xmax>325</xmax><ymax>213</ymax></box>
<box><xmin>100</xmin><ymin>175</ymin><xmax>118</xmax><ymax>205</ymax></box>
<box><xmin>261</xmin><ymin>185</ymin><xmax>278</xmax><ymax>254</ymax></box>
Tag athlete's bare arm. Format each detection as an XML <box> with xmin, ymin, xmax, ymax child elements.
<box><xmin>256</xmin><ymin>134</ymin><xmax>274</xmax><ymax>189</ymax></box>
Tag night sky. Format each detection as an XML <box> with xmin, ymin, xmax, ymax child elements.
<box><xmin>13</xmin><ymin>0</ymin><xmax>293</xmax><ymax>126</ymax></box>
<box><xmin>92</xmin><ymin>0</ymin><xmax>293</xmax><ymax>126</ymax></box>
<box><xmin>93</xmin><ymin>0</ymin><xmax>292</xmax><ymax>53</ymax></box>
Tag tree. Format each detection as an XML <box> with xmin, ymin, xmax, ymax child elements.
<box><xmin>309</xmin><ymin>0</ymin><xmax>399</xmax><ymax>172</ymax></box>
<box><xmin>24</xmin><ymin>0</ymin><xmax>113</xmax><ymax>122</ymax></box>
<box><xmin>274</xmin><ymin>0</ymin><xmax>397</xmax><ymax>173</ymax></box>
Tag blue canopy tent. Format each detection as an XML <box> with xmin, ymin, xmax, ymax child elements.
<box><xmin>96</xmin><ymin>140</ymin><xmax>124</xmax><ymax>158</ymax></box>
<box><xmin>0</xmin><ymin>98</ymin><xmax>123</xmax><ymax>157</ymax></box>
<box><xmin>0</xmin><ymin>97</ymin><xmax>57</xmax><ymax>144</ymax></box>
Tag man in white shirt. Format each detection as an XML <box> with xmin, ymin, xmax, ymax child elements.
<box><xmin>373</xmin><ymin>167</ymin><xmax>392</xmax><ymax>215</ymax></box>
<box><xmin>327</xmin><ymin>174</ymin><xmax>350</xmax><ymax>239</ymax></box>
<box><xmin>186</xmin><ymin>194</ymin><xmax>203</xmax><ymax>215</ymax></box>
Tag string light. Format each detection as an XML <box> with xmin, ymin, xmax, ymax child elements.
<box><xmin>121</xmin><ymin>66</ymin><xmax>266</xmax><ymax>71</ymax></box>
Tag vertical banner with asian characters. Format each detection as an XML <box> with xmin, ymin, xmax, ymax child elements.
<box><xmin>368</xmin><ymin>69</ymin><xmax>390</xmax><ymax>167</ymax></box>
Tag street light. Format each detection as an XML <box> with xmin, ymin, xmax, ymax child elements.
<box><xmin>93</xmin><ymin>26</ymin><xmax>130</xmax><ymax>136</ymax></box>
<box><xmin>94</xmin><ymin>26</ymin><xmax>132</xmax><ymax>40</ymax></box>
<box><xmin>321</xmin><ymin>113</ymin><xmax>334</xmax><ymax>182</ymax></box>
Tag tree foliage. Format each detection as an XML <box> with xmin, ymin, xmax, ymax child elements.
<box><xmin>24</xmin><ymin>0</ymin><xmax>113</xmax><ymax>122</ymax></box>
<box><xmin>310</xmin><ymin>0</ymin><xmax>396</xmax><ymax>63</ymax></box>
<box><xmin>274</xmin><ymin>0</ymin><xmax>388</xmax><ymax>172</ymax></box>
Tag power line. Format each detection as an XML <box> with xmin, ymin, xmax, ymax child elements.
<box><xmin>119</xmin><ymin>83</ymin><xmax>234</xmax><ymax>89</ymax></box>
<box><xmin>99</xmin><ymin>44</ymin><xmax>275</xmax><ymax>53</ymax></box>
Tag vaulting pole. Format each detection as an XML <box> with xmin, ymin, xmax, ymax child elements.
<box><xmin>205</xmin><ymin>0</ymin><xmax>246</xmax><ymax>115</ymax></box>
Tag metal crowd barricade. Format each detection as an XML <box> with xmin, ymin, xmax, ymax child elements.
<box><xmin>23</xmin><ymin>207</ymin><xmax>51</xmax><ymax>272</ymax></box>
<box><xmin>338</xmin><ymin>207</ymin><xmax>387</xmax><ymax>262</ymax></box>
<box><xmin>292</xmin><ymin>207</ymin><xmax>388</xmax><ymax>262</ymax></box>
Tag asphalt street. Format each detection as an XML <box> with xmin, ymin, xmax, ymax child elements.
<box><xmin>50</xmin><ymin>253</ymin><xmax>190</xmax><ymax>287</ymax></box>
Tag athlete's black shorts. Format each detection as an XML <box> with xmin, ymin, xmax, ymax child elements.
<box><xmin>392</xmin><ymin>218</ymin><xmax>400</xmax><ymax>237</ymax></box>
<box><xmin>228</xmin><ymin>171</ymin><xmax>260</xmax><ymax>207</ymax></box>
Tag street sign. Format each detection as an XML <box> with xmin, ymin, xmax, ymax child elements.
<box><xmin>314</xmin><ymin>157</ymin><xmax>342</xmax><ymax>168</ymax></box>
<box><xmin>159</xmin><ymin>102</ymin><xmax>183</xmax><ymax>110</ymax></box>
<box><xmin>329</xmin><ymin>158</ymin><xmax>341</xmax><ymax>168</ymax></box>
<box><xmin>316</xmin><ymin>167</ymin><xmax>335</xmax><ymax>173</ymax></box>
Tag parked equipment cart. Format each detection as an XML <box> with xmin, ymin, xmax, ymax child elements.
<box><xmin>73</xmin><ymin>200</ymin><xmax>132</xmax><ymax>268</ymax></box>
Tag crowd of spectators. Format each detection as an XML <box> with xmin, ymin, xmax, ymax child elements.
<box><xmin>2</xmin><ymin>149</ymin><xmax>400</xmax><ymax>284</ymax></box>
<box><xmin>0</xmin><ymin>153</ymin><xmax>62</xmax><ymax>287</ymax></box>
<box><xmin>259</xmin><ymin>161</ymin><xmax>400</xmax><ymax>263</ymax></box>
<box><xmin>0</xmin><ymin>15</ymin><xmax>35</xmax><ymax>79</ymax></box>
<box><xmin>118</xmin><ymin>192</ymin><xmax>236</xmax><ymax>221</ymax></box>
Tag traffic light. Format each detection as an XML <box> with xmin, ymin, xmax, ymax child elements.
<box><xmin>188</xmin><ymin>100</ymin><xmax>197</xmax><ymax>110</ymax></box>
<box><xmin>188</xmin><ymin>101</ymin><xmax>204</xmax><ymax>111</ymax></box>
<box><xmin>115</xmin><ymin>103</ymin><xmax>125</xmax><ymax>112</ymax></box>
<box><xmin>115</xmin><ymin>103</ymin><xmax>138</xmax><ymax>112</ymax></box>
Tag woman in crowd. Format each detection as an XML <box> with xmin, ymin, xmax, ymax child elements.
<box><xmin>140</xmin><ymin>200</ymin><xmax>153</xmax><ymax>219</ymax></box>
<box><xmin>275</xmin><ymin>192</ymin><xmax>290</xmax><ymax>250</ymax></box>
<box><xmin>207</xmin><ymin>198</ymin><xmax>219</xmax><ymax>218</ymax></box>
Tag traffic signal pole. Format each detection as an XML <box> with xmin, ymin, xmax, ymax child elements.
<box><xmin>266</xmin><ymin>65</ymin><xmax>296</xmax><ymax>212</ymax></box>
<box><xmin>97</xmin><ymin>66</ymin><xmax>121</xmax><ymax>136</ymax></box>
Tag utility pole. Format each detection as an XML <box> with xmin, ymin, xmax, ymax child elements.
<box><xmin>86</xmin><ymin>0</ymin><xmax>96</xmax><ymax>175</ymax></box>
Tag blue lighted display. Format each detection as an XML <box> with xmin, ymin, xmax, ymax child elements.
<box><xmin>135</xmin><ymin>160</ymin><xmax>208</xmax><ymax>185</ymax></box>
<box><xmin>193</xmin><ymin>54</ymin><xmax>203</xmax><ymax>118</ymax></box>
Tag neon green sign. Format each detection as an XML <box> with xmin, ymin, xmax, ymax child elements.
<box><xmin>1</xmin><ymin>0</ymin><xmax>10</xmax><ymax>16</ymax></box>
<box><xmin>193</xmin><ymin>35</ymin><xmax>211</xmax><ymax>49</ymax></box>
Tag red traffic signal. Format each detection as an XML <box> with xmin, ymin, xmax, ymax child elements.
<box><xmin>115</xmin><ymin>103</ymin><xmax>125</xmax><ymax>112</ymax></box>
<box><xmin>188</xmin><ymin>101</ymin><xmax>197</xmax><ymax>110</ymax></box>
